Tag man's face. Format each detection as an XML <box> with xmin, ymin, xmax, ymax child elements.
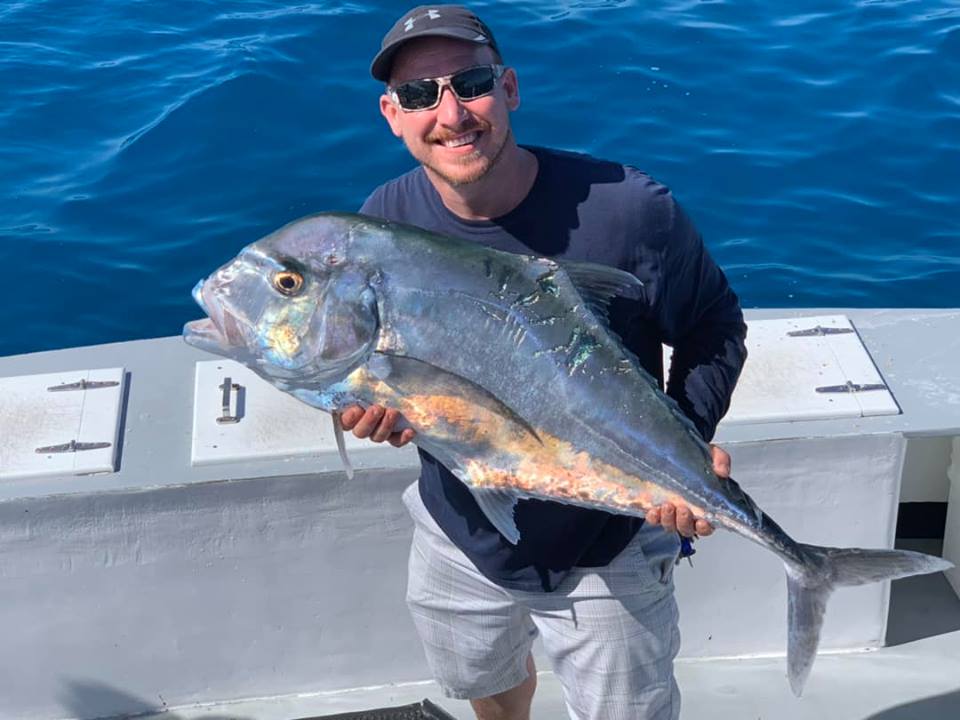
<box><xmin>379</xmin><ymin>36</ymin><xmax>520</xmax><ymax>187</ymax></box>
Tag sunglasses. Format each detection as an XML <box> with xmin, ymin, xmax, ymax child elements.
<box><xmin>389</xmin><ymin>64</ymin><xmax>505</xmax><ymax>112</ymax></box>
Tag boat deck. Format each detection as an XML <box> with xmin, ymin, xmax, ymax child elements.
<box><xmin>3</xmin><ymin>310</ymin><xmax>958</xmax><ymax>720</ymax></box>
<box><xmin>112</xmin><ymin>542</ymin><xmax>959</xmax><ymax>720</ymax></box>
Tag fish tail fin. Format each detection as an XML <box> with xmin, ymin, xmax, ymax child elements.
<box><xmin>785</xmin><ymin>543</ymin><xmax>952</xmax><ymax>696</ymax></box>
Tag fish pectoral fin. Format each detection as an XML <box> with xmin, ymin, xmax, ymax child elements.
<box><xmin>470</xmin><ymin>487</ymin><xmax>522</xmax><ymax>545</ymax></box>
<box><xmin>371</xmin><ymin>352</ymin><xmax>542</xmax><ymax>445</ymax></box>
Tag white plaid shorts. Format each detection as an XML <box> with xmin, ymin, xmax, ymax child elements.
<box><xmin>402</xmin><ymin>482</ymin><xmax>682</xmax><ymax>720</ymax></box>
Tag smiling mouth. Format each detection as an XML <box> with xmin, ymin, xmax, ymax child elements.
<box><xmin>437</xmin><ymin>130</ymin><xmax>481</xmax><ymax>148</ymax></box>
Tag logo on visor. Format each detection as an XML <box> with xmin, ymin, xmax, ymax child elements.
<box><xmin>404</xmin><ymin>9</ymin><xmax>441</xmax><ymax>32</ymax></box>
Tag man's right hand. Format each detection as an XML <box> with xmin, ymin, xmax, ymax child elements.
<box><xmin>339</xmin><ymin>405</ymin><xmax>416</xmax><ymax>448</ymax></box>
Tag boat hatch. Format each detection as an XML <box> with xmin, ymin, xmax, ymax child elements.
<box><xmin>0</xmin><ymin>367</ymin><xmax>126</xmax><ymax>480</ymax></box>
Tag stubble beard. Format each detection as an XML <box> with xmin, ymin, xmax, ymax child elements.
<box><xmin>414</xmin><ymin>126</ymin><xmax>513</xmax><ymax>188</ymax></box>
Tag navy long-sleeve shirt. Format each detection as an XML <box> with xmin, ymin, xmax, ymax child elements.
<box><xmin>360</xmin><ymin>146</ymin><xmax>747</xmax><ymax>592</ymax></box>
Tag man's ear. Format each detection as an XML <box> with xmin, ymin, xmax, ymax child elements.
<box><xmin>502</xmin><ymin>68</ymin><xmax>520</xmax><ymax>111</ymax></box>
<box><xmin>379</xmin><ymin>94</ymin><xmax>403</xmax><ymax>138</ymax></box>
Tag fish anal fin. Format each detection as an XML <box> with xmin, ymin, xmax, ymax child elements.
<box><xmin>472</xmin><ymin>487</ymin><xmax>521</xmax><ymax>544</ymax></box>
<box><xmin>444</xmin><ymin>460</ymin><xmax>523</xmax><ymax>545</ymax></box>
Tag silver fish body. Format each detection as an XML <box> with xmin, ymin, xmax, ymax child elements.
<box><xmin>184</xmin><ymin>212</ymin><xmax>951</xmax><ymax>695</ymax></box>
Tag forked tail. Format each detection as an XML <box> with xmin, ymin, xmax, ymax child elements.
<box><xmin>785</xmin><ymin>544</ymin><xmax>952</xmax><ymax>696</ymax></box>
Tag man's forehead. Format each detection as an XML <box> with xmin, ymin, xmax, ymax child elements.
<box><xmin>389</xmin><ymin>37</ymin><xmax>496</xmax><ymax>83</ymax></box>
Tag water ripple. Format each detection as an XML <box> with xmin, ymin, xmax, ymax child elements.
<box><xmin>1</xmin><ymin>0</ymin><xmax>959</xmax><ymax>356</ymax></box>
<box><xmin>772</xmin><ymin>13</ymin><xmax>833</xmax><ymax>28</ymax></box>
<box><xmin>216</xmin><ymin>3</ymin><xmax>371</xmax><ymax>21</ymax></box>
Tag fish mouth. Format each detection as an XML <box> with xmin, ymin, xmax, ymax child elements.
<box><xmin>183</xmin><ymin>317</ymin><xmax>232</xmax><ymax>355</ymax></box>
<box><xmin>184</xmin><ymin>278</ymin><xmax>246</xmax><ymax>355</ymax></box>
<box><xmin>191</xmin><ymin>279</ymin><xmax>221</xmax><ymax>328</ymax></box>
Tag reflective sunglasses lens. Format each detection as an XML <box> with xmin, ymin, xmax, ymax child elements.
<box><xmin>451</xmin><ymin>66</ymin><xmax>497</xmax><ymax>99</ymax></box>
<box><xmin>395</xmin><ymin>79</ymin><xmax>440</xmax><ymax>110</ymax></box>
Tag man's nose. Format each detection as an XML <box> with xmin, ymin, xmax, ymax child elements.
<box><xmin>436</xmin><ymin>85</ymin><xmax>469</xmax><ymax>125</ymax></box>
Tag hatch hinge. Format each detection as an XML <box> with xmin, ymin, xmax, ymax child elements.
<box><xmin>815</xmin><ymin>381</ymin><xmax>888</xmax><ymax>394</ymax></box>
<box><xmin>47</xmin><ymin>379</ymin><xmax>120</xmax><ymax>392</ymax></box>
<box><xmin>787</xmin><ymin>326</ymin><xmax>855</xmax><ymax>337</ymax></box>
<box><xmin>35</xmin><ymin>440</ymin><xmax>113</xmax><ymax>454</ymax></box>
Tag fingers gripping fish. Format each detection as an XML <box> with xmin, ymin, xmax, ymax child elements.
<box><xmin>184</xmin><ymin>212</ymin><xmax>951</xmax><ymax>696</ymax></box>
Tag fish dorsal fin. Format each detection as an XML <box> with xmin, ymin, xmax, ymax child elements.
<box><xmin>554</xmin><ymin>260</ymin><xmax>657</xmax><ymax>386</ymax></box>
<box><xmin>557</xmin><ymin>260</ymin><xmax>644</xmax><ymax>325</ymax></box>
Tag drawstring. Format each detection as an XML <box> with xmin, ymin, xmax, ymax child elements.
<box><xmin>677</xmin><ymin>534</ymin><xmax>696</xmax><ymax>567</ymax></box>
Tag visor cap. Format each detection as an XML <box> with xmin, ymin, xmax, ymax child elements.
<box><xmin>371</xmin><ymin>5</ymin><xmax>500</xmax><ymax>82</ymax></box>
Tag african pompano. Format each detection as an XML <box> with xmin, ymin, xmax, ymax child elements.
<box><xmin>183</xmin><ymin>212</ymin><xmax>951</xmax><ymax>696</ymax></box>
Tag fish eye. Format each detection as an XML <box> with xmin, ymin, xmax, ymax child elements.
<box><xmin>272</xmin><ymin>270</ymin><xmax>304</xmax><ymax>296</ymax></box>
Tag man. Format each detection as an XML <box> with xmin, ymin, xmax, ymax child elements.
<box><xmin>341</xmin><ymin>6</ymin><xmax>747</xmax><ymax>719</ymax></box>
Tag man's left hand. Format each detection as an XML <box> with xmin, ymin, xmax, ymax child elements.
<box><xmin>644</xmin><ymin>444</ymin><xmax>729</xmax><ymax>538</ymax></box>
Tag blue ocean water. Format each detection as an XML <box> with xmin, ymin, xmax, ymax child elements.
<box><xmin>1</xmin><ymin>1</ymin><xmax>958</xmax><ymax>357</ymax></box>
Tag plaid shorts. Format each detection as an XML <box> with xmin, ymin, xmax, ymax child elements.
<box><xmin>402</xmin><ymin>482</ymin><xmax>682</xmax><ymax>720</ymax></box>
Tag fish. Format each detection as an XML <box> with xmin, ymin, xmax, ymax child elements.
<box><xmin>183</xmin><ymin>211</ymin><xmax>952</xmax><ymax>696</ymax></box>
